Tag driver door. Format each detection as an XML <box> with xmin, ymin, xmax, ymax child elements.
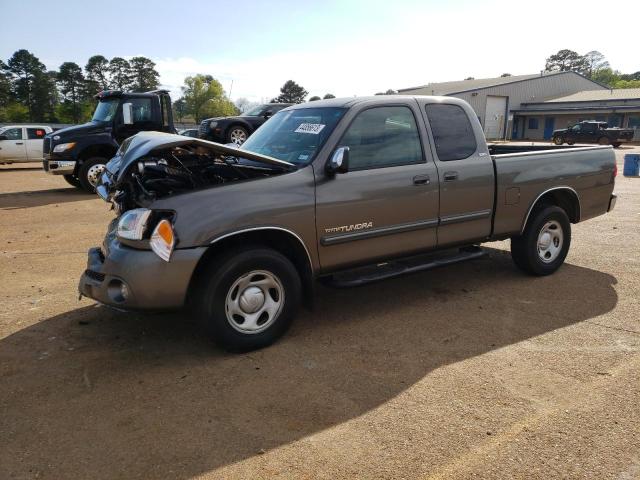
<box><xmin>315</xmin><ymin>103</ymin><xmax>439</xmax><ymax>271</ymax></box>
<box><xmin>0</xmin><ymin>127</ymin><xmax>27</xmax><ymax>162</ymax></box>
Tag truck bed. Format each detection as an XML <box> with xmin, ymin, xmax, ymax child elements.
<box><xmin>489</xmin><ymin>145</ymin><xmax>616</xmax><ymax>238</ymax></box>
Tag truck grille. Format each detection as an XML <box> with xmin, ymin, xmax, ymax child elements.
<box><xmin>84</xmin><ymin>269</ymin><xmax>105</xmax><ymax>282</ymax></box>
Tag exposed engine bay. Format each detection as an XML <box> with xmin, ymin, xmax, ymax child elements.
<box><xmin>99</xmin><ymin>141</ymin><xmax>291</xmax><ymax>214</ymax></box>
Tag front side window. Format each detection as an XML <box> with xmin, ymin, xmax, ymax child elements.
<box><xmin>339</xmin><ymin>106</ymin><xmax>423</xmax><ymax>170</ymax></box>
<box><xmin>570</xmin><ymin>124</ymin><xmax>581</xmax><ymax>132</ymax></box>
<box><xmin>426</xmin><ymin>104</ymin><xmax>477</xmax><ymax>161</ymax></box>
<box><xmin>2</xmin><ymin>127</ymin><xmax>23</xmax><ymax>140</ymax></box>
<box><xmin>243</xmin><ymin>105</ymin><xmax>268</xmax><ymax>117</ymax></box>
<box><xmin>241</xmin><ymin>107</ymin><xmax>346</xmax><ymax>165</ymax></box>
<box><xmin>129</xmin><ymin>98</ymin><xmax>152</xmax><ymax>123</ymax></box>
<box><xmin>27</xmin><ymin>128</ymin><xmax>46</xmax><ymax>139</ymax></box>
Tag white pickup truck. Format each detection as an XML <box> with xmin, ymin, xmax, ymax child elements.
<box><xmin>0</xmin><ymin>125</ymin><xmax>53</xmax><ymax>164</ymax></box>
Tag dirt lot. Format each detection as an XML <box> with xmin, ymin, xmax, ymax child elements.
<box><xmin>1</xmin><ymin>146</ymin><xmax>639</xmax><ymax>479</ymax></box>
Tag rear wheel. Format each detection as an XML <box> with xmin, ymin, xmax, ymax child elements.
<box><xmin>553</xmin><ymin>136</ymin><xmax>563</xmax><ymax>145</ymax></box>
<box><xmin>78</xmin><ymin>157</ymin><xmax>108</xmax><ymax>192</ymax></box>
<box><xmin>62</xmin><ymin>174</ymin><xmax>82</xmax><ymax>188</ymax></box>
<box><xmin>612</xmin><ymin>143</ymin><xmax>621</xmax><ymax>148</ymax></box>
<box><xmin>511</xmin><ymin>205</ymin><xmax>571</xmax><ymax>276</ymax></box>
<box><xmin>194</xmin><ymin>247</ymin><xmax>301</xmax><ymax>351</ymax></box>
<box><xmin>598</xmin><ymin>137</ymin><xmax>610</xmax><ymax>146</ymax></box>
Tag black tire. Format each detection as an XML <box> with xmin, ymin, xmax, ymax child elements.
<box><xmin>567</xmin><ymin>141</ymin><xmax>575</xmax><ymax>146</ymax></box>
<box><xmin>194</xmin><ymin>247</ymin><xmax>301</xmax><ymax>351</ymax></box>
<box><xmin>598</xmin><ymin>136</ymin><xmax>610</xmax><ymax>146</ymax></box>
<box><xmin>78</xmin><ymin>157</ymin><xmax>108</xmax><ymax>192</ymax></box>
<box><xmin>225</xmin><ymin>125</ymin><xmax>249</xmax><ymax>145</ymax></box>
<box><xmin>62</xmin><ymin>174</ymin><xmax>82</xmax><ymax>189</ymax></box>
<box><xmin>511</xmin><ymin>205</ymin><xmax>571</xmax><ymax>276</ymax></box>
<box><xmin>612</xmin><ymin>143</ymin><xmax>621</xmax><ymax>148</ymax></box>
<box><xmin>553</xmin><ymin>136</ymin><xmax>563</xmax><ymax>145</ymax></box>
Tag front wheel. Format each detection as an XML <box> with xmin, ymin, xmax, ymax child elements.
<box><xmin>553</xmin><ymin>136</ymin><xmax>563</xmax><ymax>145</ymax></box>
<box><xmin>194</xmin><ymin>247</ymin><xmax>301</xmax><ymax>351</ymax></box>
<box><xmin>226</xmin><ymin>126</ymin><xmax>249</xmax><ymax>145</ymax></box>
<box><xmin>612</xmin><ymin>143</ymin><xmax>621</xmax><ymax>148</ymax></box>
<box><xmin>62</xmin><ymin>174</ymin><xmax>82</xmax><ymax>189</ymax></box>
<box><xmin>78</xmin><ymin>157</ymin><xmax>108</xmax><ymax>192</ymax></box>
<box><xmin>511</xmin><ymin>205</ymin><xmax>571</xmax><ymax>276</ymax></box>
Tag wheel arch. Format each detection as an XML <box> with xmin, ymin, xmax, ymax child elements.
<box><xmin>187</xmin><ymin>227</ymin><xmax>315</xmax><ymax>309</ymax></box>
<box><xmin>520</xmin><ymin>186</ymin><xmax>581</xmax><ymax>234</ymax></box>
<box><xmin>225</xmin><ymin>120</ymin><xmax>253</xmax><ymax>137</ymax></box>
<box><xmin>76</xmin><ymin>143</ymin><xmax>118</xmax><ymax>168</ymax></box>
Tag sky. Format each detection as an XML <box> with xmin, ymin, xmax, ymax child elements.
<box><xmin>1</xmin><ymin>0</ymin><xmax>638</xmax><ymax>103</ymax></box>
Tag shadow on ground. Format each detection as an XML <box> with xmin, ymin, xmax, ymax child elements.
<box><xmin>0</xmin><ymin>250</ymin><xmax>617</xmax><ymax>479</ymax></box>
<box><xmin>0</xmin><ymin>188</ymin><xmax>94</xmax><ymax>209</ymax></box>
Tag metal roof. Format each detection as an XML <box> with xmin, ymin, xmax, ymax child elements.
<box><xmin>540</xmin><ymin>88</ymin><xmax>640</xmax><ymax>103</ymax></box>
<box><xmin>397</xmin><ymin>72</ymin><xmax>582</xmax><ymax>95</ymax></box>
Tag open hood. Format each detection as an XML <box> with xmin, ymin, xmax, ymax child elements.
<box><xmin>111</xmin><ymin>131</ymin><xmax>295</xmax><ymax>182</ymax></box>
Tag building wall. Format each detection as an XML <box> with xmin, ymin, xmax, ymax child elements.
<box><xmin>449</xmin><ymin>73</ymin><xmax>605</xmax><ymax>138</ymax></box>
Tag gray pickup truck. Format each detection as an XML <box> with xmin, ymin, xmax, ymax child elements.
<box><xmin>80</xmin><ymin>96</ymin><xmax>617</xmax><ymax>351</ymax></box>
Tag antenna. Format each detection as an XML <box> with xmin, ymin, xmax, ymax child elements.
<box><xmin>228</xmin><ymin>80</ymin><xmax>234</xmax><ymax>100</ymax></box>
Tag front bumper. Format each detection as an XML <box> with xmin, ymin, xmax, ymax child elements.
<box><xmin>78</xmin><ymin>239</ymin><xmax>207</xmax><ymax>310</ymax></box>
<box><xmin>608</xmin><ymin>193</ymin><xmax>617</xmax><ymax>212</ymax></box>
<box><xmin>43</xmin><ymin>157</ymin><xmax>76</xmax><ymax>175</ymax></box>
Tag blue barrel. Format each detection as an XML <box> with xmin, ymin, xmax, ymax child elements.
<box><xmin>623</xmin><ymin>154</ymin><xmax>640</xmax><ymax>177</ymax></box>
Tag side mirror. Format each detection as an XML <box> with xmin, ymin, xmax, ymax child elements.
<box><xmin>0</xmin><ymin>135</ymin><xmax>7</xmax><ymax>141</ymax></box>
<box><xmin>263</xmin><ymin>110</ymin><xmax>273</xmax><ymax>119</ymax></box>
<box><xmin>122</xmin><ymin>102</ymin><xmax>133</xmax><ymax>125</ymax></box>
<box><xmin>326</xmin><ymin>146</ymin><xmax>349</xmax><ymax>175</ymax></box>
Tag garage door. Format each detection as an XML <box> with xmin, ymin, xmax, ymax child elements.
<box><xmin>484</xmin><ymin>96</ymin><xmax>507</xmax><ymax>140</ymax></box>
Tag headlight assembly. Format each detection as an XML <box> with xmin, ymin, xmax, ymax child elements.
<box><xmin>116</xmin><ymin>208</ymin><xmax>151</xmax><ymax>240</ymax></box>
<box><xmin>209</xmin><ymin>121</ymin><xmax>218</xmax><ymax>129</ymax></box>
<box><xmin>52</xmin><ymin>142</ymin><xmax>76</xmax><ymax>153</ymax></box>
<box><xmin>150</xmin><ymin>219</ymin><xmax>175</xmax><ymax>261</ymax></box>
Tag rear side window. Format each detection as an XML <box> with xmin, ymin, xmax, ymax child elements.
<box><xmin>27</xmin><ymin>128</ymin><xmax>46</xmax><ymax>139</ymax></box>
<box><xmin>426</xmin><ymin>104</ymin><xmax>477</xmax><ymax>161</ymax></box>
<box><xmin>340</xmin><ymin>106</ymin><xmax>423</xmax><ymax>170</ymax></box>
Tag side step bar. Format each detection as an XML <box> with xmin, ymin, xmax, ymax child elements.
<box><xmin>322</xmin><ymin>246</ymin><xmax>487</xmax><ymax>288</ymax></box>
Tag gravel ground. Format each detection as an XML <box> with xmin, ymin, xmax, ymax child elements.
<box><xmin>0</xmin><ymin>146</ymin><xmax>638</xmax><ymax>479</ymax></box>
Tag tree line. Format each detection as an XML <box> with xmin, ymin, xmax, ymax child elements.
<box><xmin>544</xmin><ymin>49</ymin><xmax>640</xmax><ymax>88</ymax></box>
<box><xmin>0</xmin><ymin>49</ymin><xmax>160</xmax><ymax>124</ymax></box>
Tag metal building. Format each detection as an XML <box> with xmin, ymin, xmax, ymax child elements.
<box><xmin>398</xmin><ymin>72</ymin><xmax>606</xmax><ymax>140</ymax></box>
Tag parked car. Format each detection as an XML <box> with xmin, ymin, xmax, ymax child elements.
<box><xmin>179</xmin><ymin>128</ymin><xmax>199</xmax><ymax>138</ymax></box>
<box><xmin>42</xmin><ymin>89</ymin><xmax>176</xmax><ymax>192</ymax></box>
<box><xmin>198</xmin><ymin>103</ymin><xmax>292</xmax><ymax>145</ymax></box>
<box><xmin>552</xmin><ymin>120</ymin><xmax>634</xmax><ymax>147</ymax></box>
<box><xmin>82</xmin><ymin>96</ymin><xmax>617</xmax><ymax>351</ymax></box>
<box><xmin>0</xmin><ymin>125</ymin><xmax>53</xmax><ymax>164</ymax></box>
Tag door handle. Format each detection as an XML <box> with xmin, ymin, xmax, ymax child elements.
<box><xmin>443</xmin><ymin>171</ymin><xmax>458</xmax><ymax>181</ymax></box>
<box><xmin>413</xmin><ymin>174</ymin><xmax>430</xmax><ymax>185</ymax></box>
<box><xmin>15</xmin><ymin>142</ymin><xmax>24</xmax><ymax>145</ymax></box>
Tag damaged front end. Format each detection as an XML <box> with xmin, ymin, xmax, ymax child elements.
<box><xmin>97</xmin><ymin>132</ymin><xmax>296</xmax><ymax>214</ymax></box>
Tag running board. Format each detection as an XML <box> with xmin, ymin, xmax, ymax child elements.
<box><xmin>323</xmin><ymin>247</ymin><xmax>487</xmax><ymax>288</ymax></box>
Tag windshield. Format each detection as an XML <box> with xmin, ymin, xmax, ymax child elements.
<box><xmin>242</xmin><ymin>105</ymin><xmax>266</xmax><ymax>117</ymax></box>
<box><xmin>92</xmin><ymin>99</ymin><xmax>120</xmax><ymax>122</ymax></box>
<box><xmin>240</xmin><ymin>107</ymin><xmax>346</xmax><ymax>165</ymax></box>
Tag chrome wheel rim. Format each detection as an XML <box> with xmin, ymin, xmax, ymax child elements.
<box><xmin>537</xmin><ymin>220</ymin><xmax>563</xmax><ymax>263</ymax></box>
<box><xmin>225</xmin><ymin>270</ymin><xmax>284</xmax><ymax>334</ymax></box>
<box><xmin>87</xmin><ymin>163</ymin><xmax>106</xmax><ymax>187</ymax></box>
<box><xmin>230</xmin><ymin>128</ymin><xmax>247</xmax><ymax>145</ymax></box>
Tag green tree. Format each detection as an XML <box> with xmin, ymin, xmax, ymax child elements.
<box><xmin>202</xmin><ymin>97</ymin><xmax>238</xmax><ymax>118</ymax></box>
<box><xmin>545</xmin><ymin>49</ymin><xmax>588</xmax><ymax>73</ymax></box>
<box><xmin>323</xmin><ymin>93</ymin><xmax>336</xmax><ymax>99</ymax></box>
<box><xmin>173</xmin><ymin>97</ymin><xmax>187</xmax><ymax>123</ymax></box>
<box><xmin>500</xmin><ymin>73</ymin><xmax>512</xmax><ymax>77</ymax></box>
<box><xmin>613</xmin><ymin>79</ymin><xmax>640</xmax><ymax>89</ymax></box>
<box><xmin>583</xmin><ymin>51</ymin><xmax>609</xmax><ymax>78</ymax></box>
<box><xmin>57</xmin><ymin>62</ymin><xmax>86</xmax><ymax>123</ymax></box>
<box><xmin>181</xmin><ymin>74</ymin><xmax>229</xmax><ymax>122</ymax></box>
<box><xmin>108</xmin><ymin>57</ymin><xmax>131</xmax><ymax>90</ymax></box>
<box><xmin>375</xmin><ymin>89</ymin><xmax>397</xmax><ymax>95</ymax></box>
<box><xmin>308</xmin><ymin>95</ymin><xmax>321</xmax><ymax>101</ymax></box>
<box><xmin>591</xmin><ymin>68</ymin><xmax>619</xmax><ymax>87</ymax></box>
<box><xmin>85</xmin><ymin>55</ymin><xmax>110</xmax><ymax>93</ymax></box>
<box><xmin>272</xmin><ymin>80</ymin><xmax>308</xmax><ymax>104</ymax></box>
<box><xmin>128</xmin><ymin>56</ymin><xmax>159</xmax><ymax>92</ymax></box>
<box><xmin>5</xmin><ymin>49</ymin><xmax>51</xmax><ymax>121</ymax></box>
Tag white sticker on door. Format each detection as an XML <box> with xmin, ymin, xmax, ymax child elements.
<box><xmin>295</xmin><ymin>123</ymin><xmax>326</xmax><ymax>134</ymax></box>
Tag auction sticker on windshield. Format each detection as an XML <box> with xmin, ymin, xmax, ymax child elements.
<box><xmin>295</xmin><ymin>123</ymin><xmax>326</xmax><ymax>134</ymax></box>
